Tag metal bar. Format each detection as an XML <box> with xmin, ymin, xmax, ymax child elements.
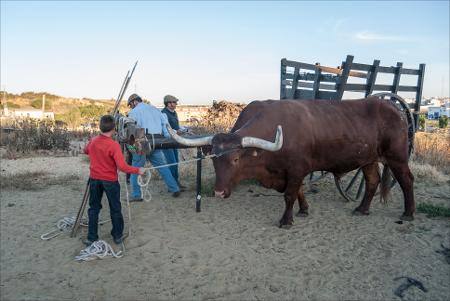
<box><xmin>196</xmin><ymin>147</ymin><xmax>202</xmax><ymax>212</ymax></box>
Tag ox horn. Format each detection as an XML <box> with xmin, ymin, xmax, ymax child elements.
<box><xmin>241</xmin><ymin>125</ymin><xmax>283</xmax><ymax>151</ymax></box>
<box><xmin>166</xmin><ymin>124</ymin><xmax>213</xmax><ymax>146</ymax></box>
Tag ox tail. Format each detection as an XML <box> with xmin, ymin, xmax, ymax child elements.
<box><xmin>380</xmin><ymin>164</ymin><xmax>392</xmax><ymax>204</ymax></box>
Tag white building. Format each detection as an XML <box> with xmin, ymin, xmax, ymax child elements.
<box><xmin>427</xmin><ymin>102</ymin><xmax>450</xmax><ymax>119</ymax></box>
<box><xmin>8</xmin><ymin>109</ymin><xmax>55</xmax><ymax>120</ymax></box>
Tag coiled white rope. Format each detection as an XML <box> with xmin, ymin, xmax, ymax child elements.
<box><xmin>137</xmin><ymin>167</ymin><xmax>152</xmax><ymax>202</ymax></box>
<box><xmin>40</xmin><ymin>216</ymin><xmax>109</xmax><ymax>241</ymax></box>
<box><xmin>75</xmin><ymin>240</ymin><xmax>123</xmax><ymax>261</ymax></box>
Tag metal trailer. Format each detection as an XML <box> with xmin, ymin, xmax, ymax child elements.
<box><xmin>280</xmin><ymin>55</ymin><xmax>425</xmax><ymax>202</ymax></box>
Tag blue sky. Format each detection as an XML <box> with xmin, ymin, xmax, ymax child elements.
<box><xmin>1</xmin><ymin>1</ymin><xmax>449</xmax><ymax>105</ymax></box>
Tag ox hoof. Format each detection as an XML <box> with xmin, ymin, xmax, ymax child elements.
<box><xmin>279</xmin><ymin>223</ymin><xmax>293</xmax><ymax>229</ymax></box>
<box><xmin>352</xmin><ymin>208</ymin><xmax>369</xmax><ymax>216</ymax></box>
<box><xmin>400</xmin><ymin>214</ymin><xmax>414</xmax><ymax>221</ymax></box>
<box><xmin>296</xmin><ymin>210</ymin><xmax>309</xmax><ymax>217</ymax></box>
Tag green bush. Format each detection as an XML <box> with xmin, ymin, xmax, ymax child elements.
<box><xmin>438</xmin><ymin>115</ymin><xmax>448</xmax><ymax>128</ymax></box>
<box><xmin>418</xmin><ymin>114</ymin><xmax>426</xmax><ymax>130</ymax></box>
<box><xmin>31</xmin><ymin>99</ymin><xmax>53</xmax><ymax>110</ymax></box>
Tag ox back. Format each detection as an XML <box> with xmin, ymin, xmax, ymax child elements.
<box><xmin>232</xmin><ymin>98</ymin><xmax>409</xmax><ymax>175</ymax></box>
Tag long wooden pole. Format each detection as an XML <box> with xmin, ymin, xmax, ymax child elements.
<box><xmin>71</xmin><ymin>61</ymin><xmax>138</xmax><ymax>238</ymax></box>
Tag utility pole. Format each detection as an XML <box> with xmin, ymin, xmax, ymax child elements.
<box><xmin>1</xmin><ymin>88</ymin><xmax>8</xmax><ymax>117</ymax></box>
<box><xmin>41</xmin><ymin>94</ymin><xmax>46</xmax><ymax>119</ymax></box>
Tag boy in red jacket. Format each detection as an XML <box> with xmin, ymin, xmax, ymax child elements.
<box><xmin>83</xmin><ymin>115</ymin><xmax>144</xmax><ymax>246</ymax></box>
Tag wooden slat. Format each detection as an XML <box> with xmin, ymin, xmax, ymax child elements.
<box><xmin>345</xmin><ymin>83</ymin><xmax>368</xmax><ymax>91</ymax></box>
<box><xmin>415</xmin><ymin>64</ymin><xmax>426</xmax><ymax>112</ymax></box>
<box><xmin>280</xmin><ymin>59</ymin><xmax>287</xmax><ymax>99</ymax></box>
<box><xmin>365</xmin><ymin>59</ymin><xmax>380</xmax><ymax>96</ymax></box>
<box><xmin>298</xmin><ymin>81</ymin><xmax>336</xmax><ymax>90</ymax></box>
<box><xmin>318</xmin><ymin>90</ymin><xmax>338</xmax><ymax>100</ymax></box>
<box><xmin>377</xmin><ymin>66</ymin><xmax>397</xmax><ymax>73</ymax></box>
<box><xmin>295</xmin><ymin>89</ymin><xmax>313</xmax><ymax>99</ymax></box>
<box><xmin>350</xmin><ymin>62</ymin><xmax>372</xmax><ymax>71</ymax></box>
<box><xmin>316</xmin><ymin>65</ymin><xmax>367</xmax><ymax>79</ymax></box>
<box><xmin>401</xmin><ymin>68</ymin><xmax>420</xmax><ymax>75</ymax></box>
<box><xmin>397</xmin><ymin>86</ymin><xmax>418</xmax><ymax>92</ymax></box>
<box><xmin>283</xmin><ymin>59</ymin><xmax>318</xmax><ymax>71</ymax></box>
<box><xmin>336</xmin><ymin>55</ymin><xmax>354</xmax><ymax>99</ymax></box>
<box><xmin>289</xmin><ymin>67</ymin><xmax>300</xmax><ymax>99</ymax></box>
<box><xmin>312</xmin><ymin>67</ymin><xmax>322</xmax><ymax>98</ymax></box>
<box><xmin>392</xmin><ymin>62</ymin><xmax>403</xmax><ymax>94</ymax></box>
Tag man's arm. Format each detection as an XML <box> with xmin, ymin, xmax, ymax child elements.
<box><xmin>161</xmin><ymin>112</ymin><xmax>170</xmax><ymax>138</ymax></box>
<box><xmin>112</xmin><ymin>143</ymin><xmax>142</xmax><ymax>174</ymax></box>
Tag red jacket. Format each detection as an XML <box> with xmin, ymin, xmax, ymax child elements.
<box><xmin>84</xmin><ymin>135</ymin><xmax>139</xmax><ymax>182</ymax></box>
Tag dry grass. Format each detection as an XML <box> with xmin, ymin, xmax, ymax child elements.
<box><xmin>0</xmin><ymin>171</ymin><xmax>80</xmax><ymax>191</ymax></box>
<box><xmin>412</xmin><ymin>131</ymin><xmax>450</xmax><ymax>175</ymax></box>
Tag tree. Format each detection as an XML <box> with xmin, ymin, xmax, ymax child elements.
<box><xmin>418</xmin><ymin>114</ymin><xmax>426</xmax><ymax>130</ymax></box>
<box><xmin>438</xmin><ymin>115</ymin><xmax>448</xmax><ymax>128</ymax></box>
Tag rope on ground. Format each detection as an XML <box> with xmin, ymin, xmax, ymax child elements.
<box><xmin>75</xmin><ymin>240</ymin><xmax>123</xmax><ymax>261</ymax></box>
<box><xmin>40</xmin><ymin>216</ymin><xmax>109</xmax><ymax>241</ymax></box>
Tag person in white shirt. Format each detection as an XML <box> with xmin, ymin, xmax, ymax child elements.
<box><xmin>127</xmin><ymin>94</ymin><xmax>180</xmax><ymax>199</ymax></box>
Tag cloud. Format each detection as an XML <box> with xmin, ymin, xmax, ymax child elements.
<box><xmin>355</xmin><ymin>31</ymin><xmax>410</xmax><ymax>42</ymax></box>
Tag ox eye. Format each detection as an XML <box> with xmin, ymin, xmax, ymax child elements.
<box><xmin>233</xmin><ymin>157</ymin><xmax>239</xmax><ymax>163</ymax></box>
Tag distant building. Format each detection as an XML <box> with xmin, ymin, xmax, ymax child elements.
<box><xmin>7</xmin><ymin>109</ymin><xmax>55</xmax><ymax>120</ymax></box>
<box><xmin>427</xmin><ymin>101</ymin><xmax>450</xmax><ymax>119</ymax></box>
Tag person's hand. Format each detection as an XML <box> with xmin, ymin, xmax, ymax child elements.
<box><xmin>138</xmin><ymin>168</ymin><xmax>145</xmax><ymax>175</ymax></box>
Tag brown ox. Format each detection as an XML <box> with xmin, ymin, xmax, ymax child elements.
<box><xmin>168</xmin><ymin>98</ymin><xmax>415</xmax><ymax>227</ymax></box>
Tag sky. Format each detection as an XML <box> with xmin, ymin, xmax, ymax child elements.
<box><xmin>1</xmin><ymin>1</ymin><xmax>449</xmax><ymax>105</ymax></box>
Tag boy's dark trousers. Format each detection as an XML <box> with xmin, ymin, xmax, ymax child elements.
<box><xmin>87</xmin><ymin>178</ymin><xmax>123</xmax><ymax>241</ymax></box>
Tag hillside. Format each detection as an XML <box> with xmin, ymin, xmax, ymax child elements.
<box><xmin>1</xmin><ymin>91</ymin><xmax>130</xmax><ymax>126</ymax></box>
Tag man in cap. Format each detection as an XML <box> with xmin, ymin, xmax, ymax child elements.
<box><xmin>161</xmin><ymin>95</ymin><xmax>186</xmax><ymax>189</ymax></box>
<box><xmin>127</xmin><ymin>94</ymin><xmax>181</xmax><ymax>199</ymax></box>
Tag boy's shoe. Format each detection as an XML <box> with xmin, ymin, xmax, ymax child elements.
<box><xmin>172</xmin><ymin>191</ymin><xmax>181</xmax><ymax>198</ymax></box>
<box><xmin>129</xmin><ymin>197</ymin><xmax>143</xmax><ymax>202</ymax></box>
<box><xmin>83</xmin><ymin>239</ymin><xmax>96</xmax><ymax>247</ymax></box>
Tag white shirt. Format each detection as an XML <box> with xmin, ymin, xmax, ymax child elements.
<box><xmin>128</xmin><ymin>102</ymin><xmax>169</xmax><ymax>137</ymax></box>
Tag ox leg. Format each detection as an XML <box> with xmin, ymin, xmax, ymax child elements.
<box><xmin>387</xmin><ymin>161</ymin><xmax>415</xmax><ymax>221</ymax></box>
<box><xmin>280</xmin><ymin>181</ymin><xmax>301</xmax><ymax>228</ymax></box>
<box><xmin>296</xmin><ymin>184</ymin><xmax>309</xmax><ymax>217</ymax></box>
<box><xmin>353</xmin><ymin>162</ymin><xmax>380</xmax><ymax>216</ymax></box>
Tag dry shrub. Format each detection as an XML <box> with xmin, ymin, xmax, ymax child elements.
<box><xmin>413</xmin><ymin>132</ymin><xmax>450</xmax><ymax>174</ymax></box>
<box><xmin>1</xmin><ymin>119</ymin><xmax>71</xmax><ymax>154</ymax></box>
<box><xmin>409</xmin><ymin>161</ymin><xmax>450</xmax><ymax>184</ymax></box>
<box><xmin>195</xmin><ymin>100</ymin><xmax>245</xmax><ymax>134</ymax></box>
<box><xmin>0</xmin><ymin>119</ymin><xmax>94</xmax><ymax>158</ymax></box>
<box><xmin>1</xmin><ymin>171</ymin><xmax>80</xmax><ymax>191</ymax></box>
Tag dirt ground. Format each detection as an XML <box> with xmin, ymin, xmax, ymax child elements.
<box><xmin>1</xmin><ymin>154</ymin><xmax>449</xmax><ymax>301</ymax></box>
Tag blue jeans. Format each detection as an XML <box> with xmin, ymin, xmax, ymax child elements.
<box><xmin>87</xmin><ymin>179</ymin><xmax>123</xmax><ymax>241</ymax></box>
<box><xmin>163</xmin><ymin>148</ymin><xmax>179</xmax><ymax>182</ymax></box>
<box><xmin>131</xmin><ymin>149</ymin><xmax>179</xmax><ymax>198</ymax></box>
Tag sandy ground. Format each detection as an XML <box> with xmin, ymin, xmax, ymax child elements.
<box><xmin>1</xmin><ymin>153</ymin><xmax>449</xmax><ymax>301</ymax></box>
